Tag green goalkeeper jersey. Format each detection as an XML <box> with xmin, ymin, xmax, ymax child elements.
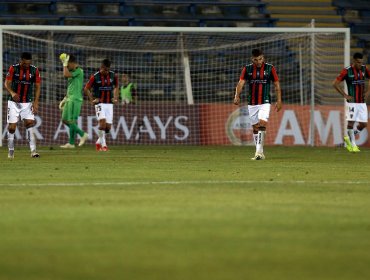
<box><xmin>67</xmin><ymin>67</ymin><xmax>84</xmax><ymax>102</ymax></box>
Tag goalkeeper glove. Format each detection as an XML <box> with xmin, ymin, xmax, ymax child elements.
<box><xmin>59</xmin><ymin>97</ymin><xmax>67</xmax><ymax>110</ymax></box>
<box><xmin>59</xmin><ymin>53</ymin><xmax>70</xmax><ymax>67</ymax></box>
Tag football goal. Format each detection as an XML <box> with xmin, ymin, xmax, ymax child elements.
<box><xmin>0</xmin><ymin>25</ymin><xmax>350</xmax><ymax>147</ymax></box>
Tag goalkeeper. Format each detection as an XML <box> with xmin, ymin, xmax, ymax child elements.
<box><xmin>59</xmin><ymin>53</ymin><xmax>88</xmax><ymax>148</ymax></box>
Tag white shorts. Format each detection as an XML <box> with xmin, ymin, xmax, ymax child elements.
<box><xmin>248</xmin><ymin>104</ymin><xmax>271</xmax><ymax>125</ymax></box>
<box><xmin>7</xmin><ymin>100</ymin><xmax>35</xmax><ymax>123</ymax></box>
<box><xmin>95</xmin><ymin>103</ymin><xmax>113</xmax><ymax>124</ymax></box>
<box><xmin>346</xmin><ymin>103</ymin><xmax>368</xmax><ymax>123</ymax></box>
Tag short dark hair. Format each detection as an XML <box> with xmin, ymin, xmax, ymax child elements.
<box><xmin>353</xmin><ymin>52</ymin><xmax>363</xmax><ymax>60</ymax></box>
<box><xmin>102</xmin><ymin>58</ymin><xmax>111</xmax><ymax>68</ymax></box>
<box><xmin>21</xmin><ymin>52</ymin><xmax>32</xmax><ymax>60</ymax></box>
<box><xmin>68</xmin><ymin>54</ymin><xmax>77</xmax><ymax>63</ymax></box>
<box><xmin>252</xmin><ymin>49</ymin><xmax>263</xmax><ymax>57</ymax></box>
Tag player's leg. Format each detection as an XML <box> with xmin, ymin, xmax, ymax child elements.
<box><xmin>20</xmin><ymin>102</ymin><xmax>39</xmax><ymax>158</ymax></box>
<box><xmin>97</xmin><ymin>119</ymin><xmax>107</xmax><ymax>150</ymax></box>
<box><xmin>344</xmin><ymin>103</ymin><xmax>356</xmax><ymax>152</ymax></box>
<box><xmin>253</xmin><ymin>104</ymin><xmax>270</xmax><ymax>160</ymax></box>
<box><xmin>7</xmin><ymin>101</ymin><xmax>19</xmax><ymax>159</ymax></box>
<box><xmin>256</xmin><ymin>120</ymin><xmax>267</xmax><ymax>159</ymax></box>
<box><xmin>60</xmin><ymin>101</ymin><xmax>76</xmax><ymax>148</ymax></box>
<box><xmin>71</xmin><ymin>100</ymin><xmax>89</xmax><ymax>146</ymax></box>
<box><xmin>95</xmin><ymin>104</ymin><xmax>104</xmax><ymax>151</ymax></box>
<box><xmin>101</xmin><ymin>104</ymin><xmax>113</xmax><ymax>151</ymax></box>
<box><xmin>350</xmin><ymin>104</ymin><xmax>367</xmax><ymax>152</ymax></box>
<box><xmin>24</xmin><ymin>119</ymin><xmax>39</xmax><ymax>157</ymax></box>
<box><xmin>7</xmin><ymin>123</ymin><xmax>16</xmax><ymax>159</ymax></box>
<box><xmin>248</xmin><ymin>105</ymin><xmax>259</xmax><ymax>158</ymax></box>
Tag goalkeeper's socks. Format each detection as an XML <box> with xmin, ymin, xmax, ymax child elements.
<box><xmin>27</xmin><ymin>127</ymin><xmax>36</xmax><ymax>152</ymax></box>
<box><xmin>75</xmin><ymin>126</ymin><xmax>85</xmax><ymax>137</ymax></box>
<box><xmin>69</xmin><ymin>124</ymin><xmax>77</xmax><ymax>145</ymax></box>
<box><xmin>7</xmin><ymin>131</ymin><xmax>15</xmax><ymax>150</ymax></box>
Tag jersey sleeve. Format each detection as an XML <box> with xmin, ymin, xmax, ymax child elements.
<box><xmin>271</xmin><ymin>65</ymin><xmax>279</xmax><ymax>82</ymax></box>
<box><xmin>6</xmin><ymin>66</ymin><xmax>14</xmax><ymax>81</ymax></box>
<box><xmin>336</xmin><ymin>68</ymin><xmax>348</xmax><ymax>81</ymax></box>
<box><xmin>84</xmin><ymin>75</ymin><xmax>95</xmax><ymax>89</ymax></box>
<box><xmin>239</xmin><ymin>66</ymin><xmax>247</xmax><ymax>81</ymax></box>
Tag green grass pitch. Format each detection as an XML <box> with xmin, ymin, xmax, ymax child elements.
<box><xmin>1</xmin><ymin>145</ymin><xmax>370</xmax><ymax>280</ymax></box>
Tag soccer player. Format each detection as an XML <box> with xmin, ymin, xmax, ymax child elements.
<box><xmin>4</xmin><ymin>52</ymin><xmax>41</xmax><ymax>159</ymax></box>
<box><xmin>84</xmin><ymin>58</ymin><xmax>119</xmax><ymax>151</ymax></box>
<box><xmin>234</xmin><ymin>48</ymin><xmax>282</xmax><ymax>160</ymax></box>
<box><xmin>59</xmin><ymin>53</ymin><xmax>89</xmax><ymax>148</ymax></box>
<box><xmin>120</xmin><ymin>71</ymin><xmax>137</xmax><ymax>104</ymax></box>
<box><xmin>332</xmin><ymin>52</ymin><xmax>370</xmax><ymax>153</ymax></box>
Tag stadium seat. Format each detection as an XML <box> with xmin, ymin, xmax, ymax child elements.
<box><xmin>0</xmin><ymin>0</ymin><xmax>277</xmax><ymax>27</ymax></box>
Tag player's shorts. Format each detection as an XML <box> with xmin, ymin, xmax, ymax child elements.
<box><xmin>346</xmin><ymin>102</ymin><xmax>368</xmax><ymax>123</ymax></box>
<box><xmin>7</xmin><ymin>100</ymin><xmax>34</xmax><ymax>123</ymax></box>
<box><xmin>62</xmin><ymin>99</ymin><xmax>82</xmax><ymax>122</ymax></box>
<box><xmin>95</xmin><ymin>103</ymin><xmax>113</xmax><ymax>124</ymax></box>
<box><xmin>248</xmin><ymin>104</ymin><xmax>271</xmax><ymax>125</ymax></box>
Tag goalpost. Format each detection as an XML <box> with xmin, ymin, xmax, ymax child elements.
<box><xmin>0</xmin><ymin>25</ymin><xmax>350</xmax><ymax>147</ymax></box>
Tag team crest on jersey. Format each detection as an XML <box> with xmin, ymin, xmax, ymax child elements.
<box><xmin>226</xmin><ymin>106</ymin><xmax>254</xmax><ymax>145</ymax></box>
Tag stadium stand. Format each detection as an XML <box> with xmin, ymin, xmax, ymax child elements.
<box><xmin>0</xmin><ymin>0</ymin><xmax>368</xmax><ymax>104</ymax></box>
<box><xmin>333</xmin><ymin>0</ymin><xmax>370</xmax><ymax>62</ymax></box>
<box><xmin>264</xmin><ymin>0</ymin><xmax>344</xmax><ymax>27</ymax></box>
<box><xmin>0</xmin><ymin>0</ymin><xmax>277</xmax><ymax>27</ymax></box>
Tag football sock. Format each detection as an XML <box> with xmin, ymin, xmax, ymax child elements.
<box><xmin>27</xmin><ymin>127</ymin><xmax>36</xmax><ymax>152</ymax></box>
<box><xmin>69</xmin><ymin>124</ymin><xmax>76</xmax><ymax>145</ymax></box>
<box><xmin>256</xmin><ymin>131</ymin><xmax>265</xmax><ymax>154</ymax></box>
<box><xmin>347</xmin><ymin>129</ymin><xmax>356</xmax><ymax>146</ymax></box>
<box><xmin>7</xmin><ymin>131</ymin><xmax>15</xmax><ymax>151</ymax></box>
<box><xmin>98</xmin><ymin>130</ymin><xmax>106</xmax><ymax>146</ymax></box>
<box><xmin>253</xmin><ymin>134</ymin><xmax>258</xmax><ymax>146</ymax></box>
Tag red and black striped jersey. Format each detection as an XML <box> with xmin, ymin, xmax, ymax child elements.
<box><xmin>85</xmin><ymin>70</ymin><xmax>118</xmax><ymax>104</ymax></box>
<box><xmin>336</xmin><ymin>65</ymin><xmax>370</xmax><ymax>103</ymax></box>
<box><xmin>6</xmin><ymin>63</ymin><xmax>41</xmax><ymax>103</ymax></box>
<box><xmin>239</xmin><ymin>62</ymin><xmax>279</xmax><ymax>105</ymax></box>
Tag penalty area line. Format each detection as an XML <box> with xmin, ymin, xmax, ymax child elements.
<box><xmin>0</xmin><ymin>180</ymin><xmax>369</xmax><ymax>187</ymax></box>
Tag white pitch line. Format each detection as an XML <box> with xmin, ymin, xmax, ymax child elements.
<box><xmin>0</xmin><ymin>180</ymin><xmax>369</xmax><ymax>187</ymax></box>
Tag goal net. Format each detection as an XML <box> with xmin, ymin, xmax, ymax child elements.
<box><xmin>0</xmin><ymin>26</ymin><xmax>350</xmax><ymax>147</ymax></box>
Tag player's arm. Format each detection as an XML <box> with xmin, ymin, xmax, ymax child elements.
<box><xmin>271</xmin><ymin>66</ymin><xmax>282</xmax><ymax>112</ymax></box>
<box><xmin>84</xmin><ymin>77</ymin><xmax>99</xmax><ymax>104</ymax></box>
<box><xmin>59</xmin><ymin>53</ymin><xmax>71</xmax><ymax>78</ymax></box>
<box><xmin>234</xmin><ymin>79</ymin><xmax>245</xmax><ymax>105</ymax></box>
<box><xmin>63</xmin><ymin>66</ymin><xmax>72</xmax><ymax>78</ymax></box>
<box><xmin>332</xmin><ymin>78</ymin><xmax>352</xmax><ymax>101</ymax></box>
<box><xmin>4</xmin><ymin>66</ymin><xmax>20</xmax><ymax>102</ymax></box>
<box><xmin>112</xmin><ymin>73</ymin><xmax>119</xmax><ymax>104</ymax></box>
<box><xmin>32</xmin><ymin>82</ymin><xmax>41</xmax><ymax>113</ymax></box>
<box><xmin>274</xmin><ymin>80</ymin><xmax>282</xmax><ymax>112</ymax></box>
<box><xmin>83</xmin><ymin>85</ymin><xmax>95</xmax><ymax>104</ymax></box>
<box><xmin>4</xmin><ymin>80</ymin><xmax>20</xmax><ymax>102</ymax></box>
<box><xmin>365</xmin><ymin>67</ymin><xmax>370</xmax><ymax>101</ymax></box>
